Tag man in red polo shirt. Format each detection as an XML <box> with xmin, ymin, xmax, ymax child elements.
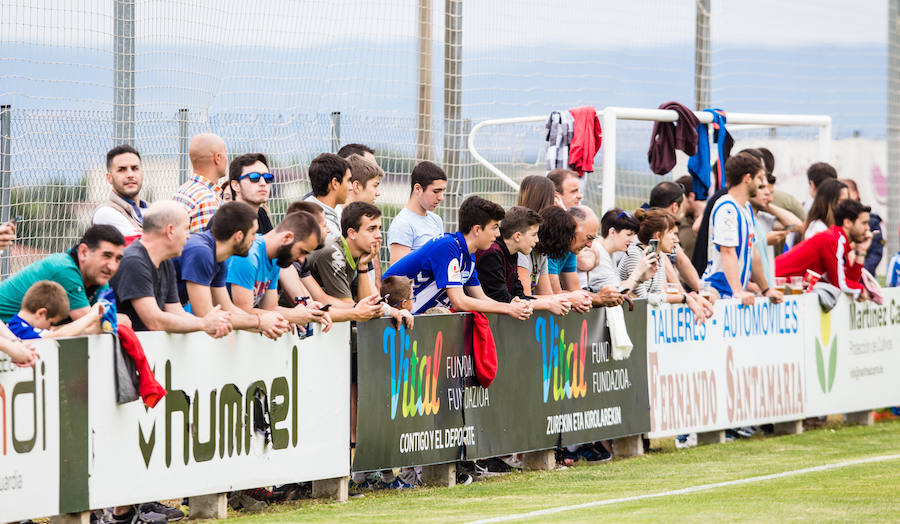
<box><xmin>775</xmin><ymin>199</ymin><xmax>872</xmax><ymax>300</ymax></box>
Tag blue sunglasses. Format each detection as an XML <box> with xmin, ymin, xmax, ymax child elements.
<box><xmin>238</xmin><ymin>172</ymin><xmax>274</xmax><ymax>183</ymax></box>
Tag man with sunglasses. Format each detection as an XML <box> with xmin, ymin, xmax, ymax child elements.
<box><xmin>227</xmin><ymin>153</ymin><xmax>276</xmax><ymax>234</ymax></box>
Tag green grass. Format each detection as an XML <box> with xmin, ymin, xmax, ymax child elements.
<box><xmin>217</xmin><ymin>420</ymin><xmax>900</xmax><ymax>523</ymax></box>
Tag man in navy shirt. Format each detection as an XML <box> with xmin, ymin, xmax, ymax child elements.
<box><xmin>226</xmin><ymin>210</ymin><xmax>332</xmax><ymax>333</ymax></box>
<box><xmin>177</xmin><ymin>201</ymin><xmax>290</xmax><ymax>339</ymax></box>
<box><xmin>384</xmin><ymin>196</ymin><xmax>532</xmax><ymax>319</ymax></box>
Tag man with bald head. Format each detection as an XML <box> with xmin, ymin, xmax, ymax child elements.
<box><xmin>174</xmin><ymin>133</ymin><xmax>228</xmax><ymax>233</ymax></box>
<box><xmin>110</xmin><ymin>200</ymin><xmax>232</xmax><ymax>336</ymax></box>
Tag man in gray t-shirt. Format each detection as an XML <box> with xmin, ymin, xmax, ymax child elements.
<box><xmin>387</xmin><ymin>161</ymin><xmax>447</xmax><ymax>265</ymax></box>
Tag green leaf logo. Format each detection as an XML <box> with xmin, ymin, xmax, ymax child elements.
<box><xmin>814</xmin><ymin>336</ymin><xmax>837</xmax><ymax>394</ymax></box>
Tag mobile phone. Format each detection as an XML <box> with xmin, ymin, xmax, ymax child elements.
<box><xmin>320</xmin><ymin>304</ymin><xmax>333</xmax><ymax>312</ymax></box>
<box><xmin>376</xmin><ymin>294</ymin><xmax>390</xmax><ymax>305</ymax></box>
<box><xmin>647</xmin><ymin>239</ymin><xmax>659</xmax><ymax>254</ymax></box>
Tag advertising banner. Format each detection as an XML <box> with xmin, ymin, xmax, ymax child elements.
<box><xmin>85</xmin><ymin>327</ymin><xmax>350</xmax><ymax>509</ymax></box>
<box><xmin>0</xmin><ymin>338</ymin><xmax>83</xmax><ymax>522</ymax></box>
<box><xmin>804</xmin><ymin>289</ymin><xmax>900</xmax><ymax>416</ymax></box>
<box><xmin>647</xmin><ymin>297</ymin><xmax>808</xmax><ymax>438</ymax></box>
<box><xmin>354</xmin><ymin>305</ymin><xmax>649</xmax><ymax>472</ymax></box>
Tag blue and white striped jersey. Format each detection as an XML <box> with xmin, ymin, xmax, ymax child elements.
<box><xmin>886</xmin><ymin>252</ymin><xmax>900</xmax><ymax>287</ymax></box>
<box><xmin>383</xmin><ymin>232</ymin><xmax>481</xmax><ymax>314</ymax></box>
<box><xmin>701</xmin><ymin>194</ymin><xmax>757</xmax><ymax>297</ymax></box>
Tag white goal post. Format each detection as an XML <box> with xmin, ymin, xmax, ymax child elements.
<box><xmin>467</xmin><ymin>106</ymin><xmax>832</xmax><ymax>212</ymax></box>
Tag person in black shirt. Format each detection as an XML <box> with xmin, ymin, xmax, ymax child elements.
<box><xmin>475</xmin><ymin>206</ymin><xmax>572</xmax><ymax>315</ymax></box>
<box><xmin>110</xmin><ymin>201</ymin><xmax>232</xmax><ymax>336</ymax></box>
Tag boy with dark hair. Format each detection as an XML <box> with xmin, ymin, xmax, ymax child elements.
<box><xmin>177</xmin><ymin>201</ymin><xmax>290</xmax><ymax>339</ymax></box>
<box><xmin>93</xmin><ymin>144</ymin><xmax>147</xmax><ymax>243</ymax></box>
<box><xmin>227</xmin><ymin>152</ymin><xmax>275</xmax><ymax>233</ymax></box>
<box><xmin>702</xmin><ymin>153</ymin><xmax>782</xmax><ymax>305</ymax></box>
<box><xmin>387</xmin><ymin>160</ymin><xmax>446</xmax><ymax>264</ymax></box>
<box><xmin>776</xmin><ymin>199</ymin><xmax>873</xmax><ymax>300</ymax></box>
<box><xmin>304</xmin><ymin>153</ymin><xmax>351</xmax><ymax>240</ymax></box>
<box><xmin>475</xmin><ymin>206</ymin><xmax>572</xmax><ymax>315</ymax></box>
<box><xmin>8</xmin><ymin>280</ymin><xmax>103</xmax><ymax>339</ymax></box>
<box><xmin>384</xmin><ymin>196</ymin><xmax>532</xmax><ymax>319</ymax></box>
<box><xmin>337</xmin><ymin>143</ymin><xmax>376</xmax><ymax>161</ymax></box>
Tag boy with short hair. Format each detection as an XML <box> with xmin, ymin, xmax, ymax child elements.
<box><xmin>387</xmin><ymin>161</ymin><xmax>447</xmax><ymax>264</ymax></box>
<box><xmin>9</xmin><ymin>280</ymin><xmax>103</xmax><ymax>339</ymax></box>
<box><xmin>381</xmin><ymin>275</ymin><xmax>413</xmax><ymax>311</ymax></box>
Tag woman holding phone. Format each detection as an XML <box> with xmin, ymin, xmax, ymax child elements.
<box><xmin>578</xmin><ymin>208</ymin><xmax>657</xmax><ymax>293</ymax></box>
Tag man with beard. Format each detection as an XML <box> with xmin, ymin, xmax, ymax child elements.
<box><xmin>226</xmin><ymin>152</ymin><xmax>276</xmax><ymax>234</ymax></box>
<box><xmin>701</xmin><ymin>152</ymin><xmax>783</xmax><ymax>305</ymax></box>
<box><xmin>226</xmin><ymin>210</ymin><xmax>332</xmax><ymax>333</ymax></box>
<box><xmin>177</xmin><ymin>201</ymin><xmax>290</xmax><ymax>339</ymax></box>
<box><xmin>93</xmin><ymin>145</ymin><xmax>148</xmax><ymax>244</ymax></box>
<box><xmin>776</xmin><ymin>199</ymin><xmax>873</xmax><ymax>301</ymax></box>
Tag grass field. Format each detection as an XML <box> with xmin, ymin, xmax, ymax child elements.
<box><xmin>218</xmin><ymin>419</ymin><xmax>900</xmax><ymax>523</ymax></box>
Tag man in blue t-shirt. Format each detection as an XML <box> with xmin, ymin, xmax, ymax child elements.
<box><xmin>177</xmin><ymin>201</ymin><xmax>290</xmax><ymax>339</ymax></box>
<box><xmin>701</xmin><ymin>153</ymin><xmax>782</xmax><ymax>305</ymax></box>
<box><xmin>226</xmin><ymin>210</ymin><xmax>332</xmax><ymax>332</ymax></box>
<box><xmin>387</xmin><ymin>161</ymin><xmax>446</xmax><ymax>265</ymax></box>
<box><xmin>384</xmin><ymin>195</ymin><xmax>532</xmax><ymax>319</ymax></box>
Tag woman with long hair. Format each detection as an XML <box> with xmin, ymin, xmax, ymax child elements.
<box><xmin>517</xmin><ymin>175</ymin><xmax>556</xmax><ymax>213</ymax></box>
<box><xmin>803</xmin><ymin>179</ymin><xmax>848</xmax><ymax>239</ymax></box>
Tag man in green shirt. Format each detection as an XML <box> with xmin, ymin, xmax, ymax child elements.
<box><xmin>0</xmin><ymin>225</ymin><xmax>126</xmax><ymax>323</ymax></box>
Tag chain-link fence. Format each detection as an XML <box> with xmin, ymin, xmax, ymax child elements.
<box><xmin>1</xmin><ymin>0</ymin><xmax>895</xmax><ymax>274</ymax></box>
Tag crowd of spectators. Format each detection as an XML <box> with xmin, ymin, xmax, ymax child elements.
<box><xmin>0</xmin><ymin>135</ymin><xmax>889</xmax><ymax>521</ymax></box>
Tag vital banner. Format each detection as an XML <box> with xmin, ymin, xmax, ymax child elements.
<box><xmin>646</xmin><ymin>297</ymin><xmax>808</xmax><ymax>438</ymax></box>
<box><xmin>804</xmin><ymin>289</ymin><xmax>900</xmax><ymax>416</ymax></box>
<box><xmin>354</xmin><ymin>305</ymin><xmax>649</xmax><ymax>472</ymax></box>
<box><xmin>85</xmin><ymin>327</ymin><xmax>350</xmax><ymax>509</ymax></box>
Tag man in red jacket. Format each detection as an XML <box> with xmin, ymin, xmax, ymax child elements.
<box><xmin>775</xmin><ymin>199</ymin><xmax>872</xmax><ymax>300</ymax></box>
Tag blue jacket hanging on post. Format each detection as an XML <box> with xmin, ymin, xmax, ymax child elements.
<box><xmin>687</xmin><ymin>108</ymin><xmax>733</xmax><ymax>201</ymax></box>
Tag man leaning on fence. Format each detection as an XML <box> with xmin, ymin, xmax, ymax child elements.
<box><xmin>175</xmin><ymin>201</ymin><xmax>290</xmax><ymax>338</ymax></box>
<box><xmin>0</xmin><ymin>224</ymin><xmax>129</xmax><ymax>325</ymax></box>
<box><xmin>174</xmin><ymin>133</ymin><xmax>227</xmax><ymax>233</ymax></box>
<box><xmin>109</xmin><ymin>201</ymin><xmax>232</xmax><ymax>337</ymax></box>
<box><xmin>92</xmin><ymin>144</ymin><xmax>148</xmax><ymax>244</ymax></box>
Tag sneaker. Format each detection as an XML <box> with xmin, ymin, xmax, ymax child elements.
<box><xmin>101</xmin><ymin>507</ymin><xmax>166</xmax><ymax>524</ymax></box>
<box><xmin>227</xmin><ymin>492</ymin><xmax>266</xmax><ymax>513</ymax></box>
<box><xmin>139</xmin><ymin>502</ymin><xmax>184</xmax><ymax>522</ymax></box>
<box><xmin>574</xmin><ymin>444</ymin><xmax>611</xmax><ymax>462</ymax></box>
<box><xmin>724</xmin><ymin>430</ymin><xmax>739</xmax><ymax>442</ymax></box>
<box><xmin>476</xmin><ymin>457</ymin><xmax>512</xmax><ymax>473</ymax></box>
<box><xmin>498</xmin><ymin>455</ymin><xmax>523</xmax><ymax>470</ymax></box>
<box><xmin>675</xmin><ymin>433</ymin><xmax>697</xmax><ymax>449</ymax></box>
<box><xmin>735</xmin><ymin>426</ymin><xmax>756</xmax><ymax>438</ymax></box>
<box><xmin>378</xmin><ymin>478</ymin><xmax>416</xmax><ymax>490</ymax></box>
<box><xmin>456</xmin><ymin>472</ymin><xmax>473</xmax><ymax>485</ymax></box>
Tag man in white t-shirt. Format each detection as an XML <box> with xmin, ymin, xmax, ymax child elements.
<box><xmin>92</xmin><ymin>145</ymin><xmax>148</xmax><ymax>244</ymax></box>
<box><xmin>387</xmin><ymin>161</ymin><xmax>446</xmax><ymax>265</ymax></box>
<box><xmin>702</xmin><ymin>152</ymin><xmax>783</xmax><ymax>306</ymax></box>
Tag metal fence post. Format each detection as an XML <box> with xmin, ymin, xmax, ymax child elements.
<box><xmin>417</xmin><ymin>0</ymin><xmax>434</xmax><ymax>162</ymax></box>
<box><xmin>694</xmin><ymin>0</ymin><xmax>711</xmax><ymax>111</ymax></box>
<box><xmin>178</xmin><ymin>108</ymin><xmax>189</xmax><ymax>185</ymax></box>
<box><xmin>443</xmin><ymin>0</ymin><xmax>463</xmax><ymax>228</ymax></box>
<box><xmin>0</xmin><ymin>105</ymin><xmax>10</xmax><ymax>278</ymax></box>
<box><xmin>331</xmin><ymin>111</ymin><xmax>341</xmax><ymax>154</ymax></box>
<box><xmin>888</xmin><ymin>0</ymin><xmax>900</xmax><ymax>264</ymax></box>
<box><xmin>114</xmin><ymin>0</ymin><xmax>135</xmax><ymax>146</ymax></box>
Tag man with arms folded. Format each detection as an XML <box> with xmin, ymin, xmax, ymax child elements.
<box><xmin>475</xmin><ymin>206</ymin><xmax>571</xmax><ymax>315</ymax></box>
<box><xmin>226</xmin><ymin>210</ymin><xmax>332</xmax><ymax>333</ymax></box>
<box><xmin>387</xmin><ymin>161</ymin><xmax>446</xmax><ymax>265</ymax></box>
<box><xmin>383</xmin><ymin>195</ymin><xmax>532</xmax><ymax>319</ymax></box>
<box><xmin>93</xmin><ymin>144</ymin><xmax>148</xmax><ymax>243</ymax></box>
<box><xmin>775</xmin><ymin>199</ymin><xmax>873</xmax><ymax>301</ymax></box>
<box><xmin>701</xmin><ymin>153</ymin><xmax>783</xmax><ymax>305</ymax></box>
<box><xmin>0</xmin><ymin>224</ymin><xmax>129</xmax><ymax>325</ymax></box>
<box><xmin>177</xmin><ymin>201</ymin><xmax>289</xmax><ymax>339</ymax></box>
<box><xmin>109</xmin><ymin>201</ymin><xmax>232</xmax><ymax>337</ymax></box>
<box><xmin>278</xmin><ymin>201</ymin><xmax>384</xmax><ymax>323</ymax></box>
